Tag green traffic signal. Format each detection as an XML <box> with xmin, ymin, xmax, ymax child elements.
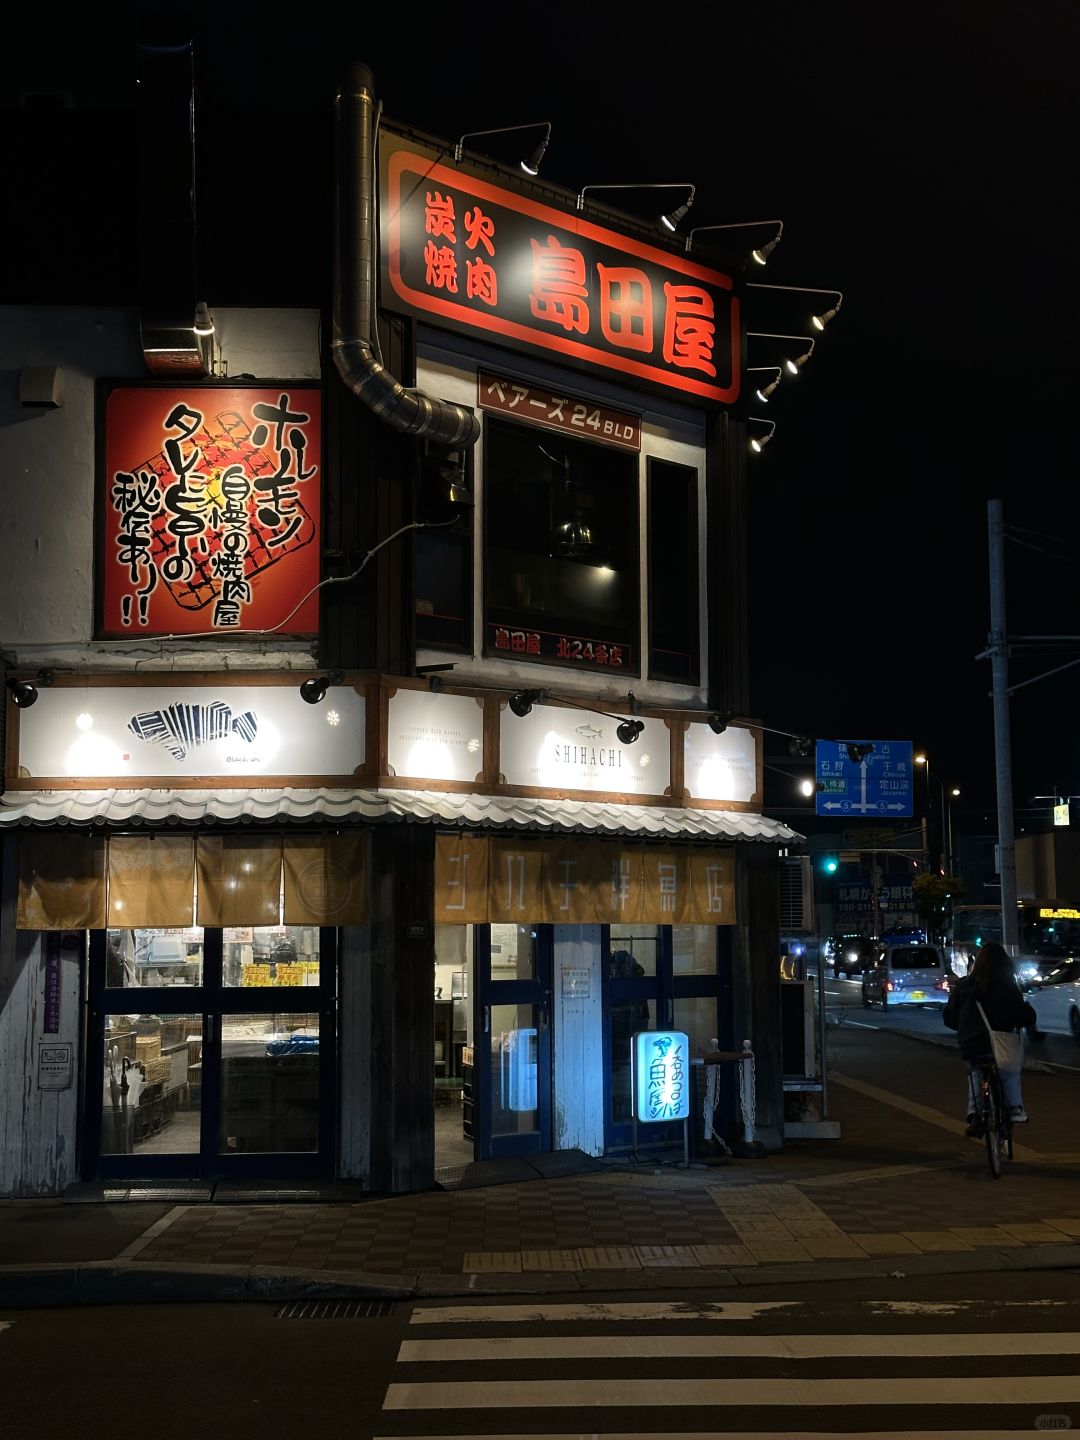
<box><xmin>822</xmin><ymin>855</ymin><xmax>838</xmax><ymax>874</ymax></box>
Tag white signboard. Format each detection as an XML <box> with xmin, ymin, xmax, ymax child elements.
<box><xmin>499</xmin><ymin>702</ymin><xmax>670</xmax><ymax>796</ymax></box>
<box><xmin>387</xmin><ymin>689</ymin><xmax>484</xmax><ymax>783</ymax></box>
<box><xmin>684</xmin><ymin>723</ymin><xmax>757</xmax><ymax>803</ymax></box>
<box><xmin>634</xmin><ymin>1030</ymin><xmax>690</xmax><ymax>1123</ymax></box>
<box><xmin>38</xmin><ymin>1042</ymin><xmax>74</xmax><ymax>1091</ymax></box>
<box><xmin>16</xmin><ymin>683</ymin><xmax>366</xmax><ymax>781</ymax></box>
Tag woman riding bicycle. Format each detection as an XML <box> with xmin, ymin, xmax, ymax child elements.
<box><xmin>943</xmin><ymin>941</ymin><xmax>1036</xmax><ymax>1132</ymax></box>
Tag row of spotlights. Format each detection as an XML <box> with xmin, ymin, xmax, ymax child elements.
<box><xmin>508</xmin><ymin>689</ymin><xmax>645</xmax><ymax>745</ymax></box>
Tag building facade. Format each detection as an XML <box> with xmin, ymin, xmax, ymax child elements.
<box><xmin>0</xmin><ymin>59</ymin><xmax>804</xmax><ymax>1195</ymax></box>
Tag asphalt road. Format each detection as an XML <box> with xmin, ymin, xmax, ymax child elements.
<box><xmin>824</xmin><ymin>974</ymin><xmax>1080</xmax><ymax>1073</ymax></box>
<box><xmin>4</xmin><ymin>1280</ymin><xmax>1080</xmax><ymax>1437</ymax></box>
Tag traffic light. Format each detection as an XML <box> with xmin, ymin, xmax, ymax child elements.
<box><xmin>821</xmin><ymin>853</ymin><xmax>839</xmax><ymax>874</ymax></box>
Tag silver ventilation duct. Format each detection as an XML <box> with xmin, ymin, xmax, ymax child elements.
<box><xmin>334</xmin><ymin>64</ymin><xmax>480</xmax><ymax>448</ymax></box>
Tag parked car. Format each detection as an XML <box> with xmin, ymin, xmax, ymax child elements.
<box><xmin>1024</xmin><ymin>958</ymin><xmax>1080</xmax><ymax>1044</ymax></box>
<box><xmin>833</xmin><ymin>937</ymin><xmax>878</xmax><ymax>979</ymax></box>
<box><xmin>861</xmin><ymin>943</ymin><xmax>951</xmax><ymax>1009</ymax></box>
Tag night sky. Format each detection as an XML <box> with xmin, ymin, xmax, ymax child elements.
<box><xmin>5</xmin><ymin>4</ymin><xmax>1079</xmax><ymax>843</ymax></box>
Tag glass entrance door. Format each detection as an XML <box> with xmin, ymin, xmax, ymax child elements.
<box><xmin>474</xmin><ymin>924</ymin><xmax>553</xmax><ymax>1157</ymax></box>
<box><xmin>87</xmin><ymin>925</ymin><xmax>335</xmax><ymax>1180</ymax></box>
<box><xmin>603</xmin><ymin>923</ymin><xmax>729</xmax><ymax>1152</ymax></box>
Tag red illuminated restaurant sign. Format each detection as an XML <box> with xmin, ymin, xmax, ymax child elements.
<box><xmin>380</xmin><ymin>132</ymin><xmax>740</xmax><ymax>406</ymax></box>
<box><xmin>490</xmin><ymin>623</ymin><xmax>630</xmax><ymax>671</ymax></box>
<box><xmin>478</xmin><ymin>370</ymin><xmax>640</xmax><ymax>451</ymax></box>
<box><xmin>98</xmin><ymin>384</ymin><xmax>321</xmax><ymax>637</ymax></box>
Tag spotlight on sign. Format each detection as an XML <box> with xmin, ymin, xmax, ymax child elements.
<box><xmin>299</xmin><ymin>670</ymin><xmax>346</xmax><ymax>705</ymax></box>
<box><xmin>707</xmin><ymin>713</ymin><xmax>728</xmax><ymax>735</ymax></box>
<box><xmin>617</xmin><ymin>718</ymin><xmax>645</xmax><ymax>744</ymax></box>
<box><xmin>509</xmin><ymin>689</ymin><xmax>543</xmax><ymax>718</ymax></box>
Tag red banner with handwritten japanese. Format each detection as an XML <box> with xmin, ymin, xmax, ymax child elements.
<box><xmin>99</xmin><ymin>385</ymin><xmax>321</xmax><ymax>637</ymax></box>
<box><xmin>379</xmin><ymin>132</ymin><xmax>740</xmax><ymax>407</ymax></box>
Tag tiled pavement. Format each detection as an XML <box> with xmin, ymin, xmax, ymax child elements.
<box><xmin>129</xmin><ymin>1163</ymin><xmax>1080</xmax><ymax>1276</ymax></box>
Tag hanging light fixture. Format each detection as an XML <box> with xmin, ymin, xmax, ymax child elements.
<box><xmin>748</xmin><ymin>418</ymin><xmax>776</xmax><ymax>453</ymax></box>
<box><xmin>748</xmin><ymin>283</ymin><xmax>844</xmax><ymax>333</ymax></box>
<box><xmin>453</xmin><ymin>121</ymin><xmax>553</xmax><ymax>174</ymax></box>
<box><xmin>748</xmin><ymin>332</ymin><xmax>816</xmax><ymax>378</ymax></box>
<box><xmin>707</xmin><ymin>713</ymin><xmax>729</xmax><ymax>735</ymax></box>
<box><xmin>576</xmin><ymin>183</ymin><xmax>696</xmax><ymax>235</ymax></box>
<box><xmin>748</xmin><ymin>366</ymin><xmax>782</xmax><ymax>404</ymax></box>
<box><xmin>684</xmin><ymin>219</ymin><xmax>784</xmax><ymax>263</ymax></box>
<box><xmin>616</xmin><ymin>718</ymin><xmax>645</xmax><ymax>744</ymax></box>
<box><xmin>193</xmin><ymin>301</ymin><xmax>215</xmax><ymax>337</ymax></box>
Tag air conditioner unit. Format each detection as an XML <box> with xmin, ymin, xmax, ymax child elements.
<box><xmin>780</xmin><ymin>856</ymin><xmax>814</xmax><ymax>932</ymax></box>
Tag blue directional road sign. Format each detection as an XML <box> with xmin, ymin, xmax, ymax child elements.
<box><xmin>815</xmin><ymin>740</ymin><xmax>913</xmax><ymax>818</ymax></box>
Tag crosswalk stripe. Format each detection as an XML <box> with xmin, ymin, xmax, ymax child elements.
<box><xmin>383</xmin><ymin>1375</ymin><xmax>1080</xmax><ymax>1408</ymax></box>
<box><xmin>398</xmin><ymin>1330</ymin><xmax>1080</xmax><ymax>1362</ymax></box>
<box><xmin>374</xmin><ymin>1434</ymin><xmax>1067</xmax><ymax>1440</ymax></box>
<box><xmin>408</xmin><ymin>1300</ymin><xmax>799</xmax><ymax>1325</ymax></box>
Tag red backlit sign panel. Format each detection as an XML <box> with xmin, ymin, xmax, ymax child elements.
<box><xmin>379</xmin><ymin>133</ymin><xmax>740</xmax><ymax>407</ymax></box>
<box><xmin>99</xmin><ymin>385</ymin><xmax>321</xmax><ymax>638</ymax></box>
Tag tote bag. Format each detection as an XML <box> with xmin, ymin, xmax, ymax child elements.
<box><xmin>975</xmin><ymin>1000</ymin><xmax>1023</xmax><ymax>1071</ymax></box>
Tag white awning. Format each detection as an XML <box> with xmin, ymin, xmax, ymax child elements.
<box><xmin>0</xmin><ymin>787</ymin><xmax>801</xmax><ymax>844</ymax></box>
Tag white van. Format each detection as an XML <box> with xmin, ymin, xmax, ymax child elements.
<box><xmin>861</xmin><ymin>943</ymin><xmax>951</xmax><ymax>1009</ymax></box>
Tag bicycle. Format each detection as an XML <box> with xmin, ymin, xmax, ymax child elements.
<box><xmin>968</xmin><ymin>1059</ymin><xmax>1014</xmax><ymax>1178</ymax></box>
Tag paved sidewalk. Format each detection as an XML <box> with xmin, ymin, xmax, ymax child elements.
<box><xmin>2</xmin><ymin>1026</ymin><xmax>1079</xmax><ymax>1306</ymax></box>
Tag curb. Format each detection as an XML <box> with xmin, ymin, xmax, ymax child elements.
<box><xmin>3</xmin><ymin>1244</ymin><xmax>1080</xmax><ymax>1309</ymax></box>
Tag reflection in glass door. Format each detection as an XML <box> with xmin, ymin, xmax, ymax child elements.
<box><xmin>474</xmin><ymin>925</ymin><xmax>552</xmax><ymax>1157</ymax></box>
<box><xmin>602</xmin><ymin>923</ymin><xmax>726</xmax><ymax>1153</ymax></box>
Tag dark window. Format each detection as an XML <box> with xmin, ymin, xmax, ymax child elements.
<box><xmin>647</xmin><ymin>458</ymin><xmax>699</xmax><ymax>683</ymax></box>
<box><xmin>414</xmin><ymin>439</ymin><xmax>473</xmax><ymax>652</ymax></box>
<box><xmin>484</xmin><ymin>416</ymin><xmax>638</xmax><ymax>672</ymax></box>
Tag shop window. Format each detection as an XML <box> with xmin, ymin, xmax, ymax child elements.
<box><xmin>101</xmin><ymin>1014</ymin><xmax>202</xmax><ymax>1155</ymax></box>
<box><xmin>672</xmin><ymin>924</ymin><xmax>718</xmax><ymax>975</ymax></box>
<box><xmin>490</xmin><ymin>923</ymin><xmax>537</xmax><ymax>981</ymax></box>
<box><xmin>673</xmin><ymin>995</ymin><xmax>720</xmax><ymax>1060</ymax></box>
<box><xmin>106</xmin><ymin>928</ymin><xmax>204</xmax><ymax>988</ymax></box>
<box><xmin>647</xmin><ymin>458</ymin><xmax>699</xmax><ymax>683</ymax></box>
<box><xmin>220</xmin><ymin>1012</ymin><xmax>320</xmax><ymax>1154</ymax></box>
<box><xmin>223</xmin><ymin>925</ymin><xmax>320</xmax><ymax>988</ymax></box>
<box><xmin>609</xmin><ymin>923</ymin><xmax>659</xmax><ymax>977</ymax></box>
<box><xmin>610</xmin><ymin>997</ymin><xmax>658</xmax><ymax>1123</ymax></box>
<box><xmin>484</xmin><ymin>416</ymin><xmax>638</xmax><ymax>672</ymax></box>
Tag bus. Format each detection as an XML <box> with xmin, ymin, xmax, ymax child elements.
<box><xmin>949</xmin><ymin>901</ymin><xmax>1080</xmax><ymax>980</ymax></box>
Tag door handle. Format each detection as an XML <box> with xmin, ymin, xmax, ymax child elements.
<box><xmin>482</xmin><ymin>1005</ymin><xmax>490</xmax><ymax>1035</ymax></box>
<box><xmin>537</xmin><ymin>1006</ymin><xmax>549</xmax><ymax>1032</ymax></box>
<box><xmin>205</xmin><ymin>1015</ymin><xmax>214</xmax><ymax>1044</ymax></box>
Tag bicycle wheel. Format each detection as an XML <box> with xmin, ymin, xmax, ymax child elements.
<box><xmin>982</xmin><ymin>1073</ymin><xmax>1002</xmax><ymax>1178</ymax></box>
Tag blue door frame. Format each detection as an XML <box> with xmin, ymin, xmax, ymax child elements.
<box><xmin>84</xmin><ymin>927</ymin><xmax>337</xmax><ymax>1181</ymax></box>
<box><xmin>473</xmin><ymin>924</ymin><xmax>553</xmax><ymax>1158</ymax></box>
<box><xmin>601</xmin><ymin>925</ymin><xmax>733</xmax><ymax>1153</ymax></box>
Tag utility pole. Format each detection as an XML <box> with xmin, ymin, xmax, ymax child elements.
<box><xmin>987</xmin><ymin>499</ymin><xmax>1019</xmax><ymax>955</ymax></box>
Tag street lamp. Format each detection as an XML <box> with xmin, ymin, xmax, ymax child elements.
<box><xmin>915</xmin><ymin>753</ymin><xmax>960</xmax><ymax>873</ymax></box>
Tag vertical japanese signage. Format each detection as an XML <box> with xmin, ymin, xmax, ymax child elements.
<box><xmin>634</xmin><ymin>1030</ymin><xmax>690</xmax><ymax>1122</ymax></box>
<box><xmin>380</xmin><ymin>132</ymin><xmax>740</xmax><ymax>406</ymax></box>
<box><xmin>43</xmin><ymin>933</ymin><xmax>63</xmax><ymax>1034</ymax></box>
<box><xmin>99</xmin><ymin>385</ymin><xmax>321</xmax><ymax>637</ymax></box>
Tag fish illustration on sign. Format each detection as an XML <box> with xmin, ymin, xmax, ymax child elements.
<box><xmin>575</xmin><ymin>723</ymin><xmax>603</xmax><ymax>740</ymax></box>
<box><xmin>128</xmin><ymin>701</ymin><xmax>258</xmax><ymax>761</ymax></box>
